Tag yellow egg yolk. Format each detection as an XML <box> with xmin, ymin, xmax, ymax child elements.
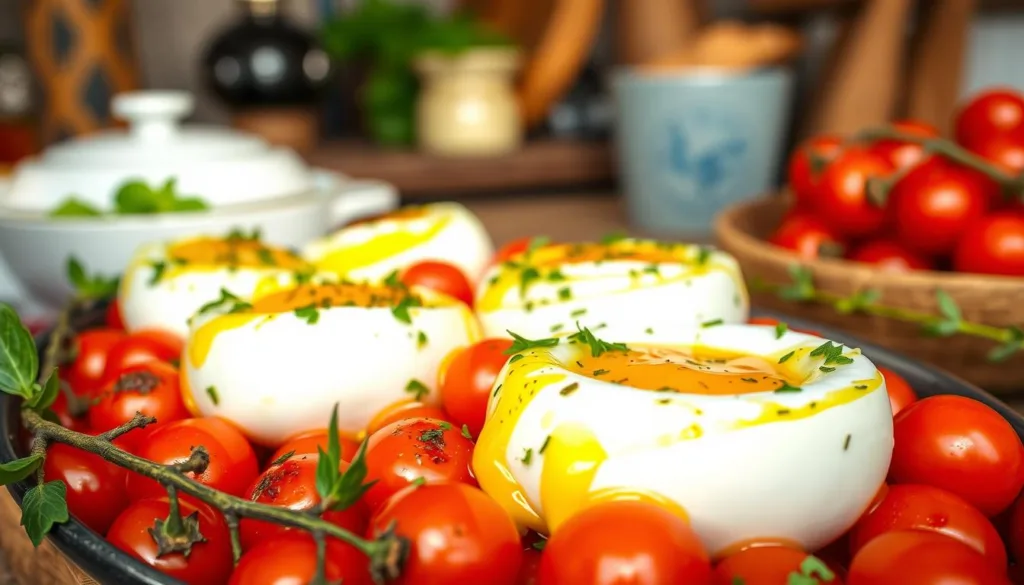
<box><xmin>311</xmin><ymin>207</ymin><xmax>452</xmax><ymax>275</ymax></box>
<box><xmin>251</xmin><ymin>282</ymin><xmax>426</xmax><ymax>313</ymax></box>
<box><xmin>168</xmin><ymin>237</ymin><xmax>309</xmax><ymax>271</ymax></box>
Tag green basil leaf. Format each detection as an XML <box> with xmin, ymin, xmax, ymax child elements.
<box><xmin>0</xmin><ymin>453</ymin><xmax>43</xmax><ymax>484</ymax></box>
<box><xmin>171</xmin><ymin>198</ymin><xmax>209</xmax><ymax>212</ymax></box>
<box><xmin>27</xmin><ymin>369</ymin><xmax>60</xmax><ymax>411</ymax></box>
<box><xmin>21</xmin><ymin>481</ymin><xmax>69</xmax><ymax>546</ymax></box>
<box><xmin>114</xmin><ymin>180</ymin><xmax>161</xmax><ymax>214</ymax></box>
<box><xmin>328</xmin><ymin>438</ymin><xmax>376</xmax><ymax>511</ymax></box>
<box><xmin>0</xmin><ymin>303</ymin><xmax>39</xmax><ymax>399</ymax></box>
<box><xmin>49</xmin><ymin>198</ymin><xmax>102</xmax><ymax>218</ymax></box>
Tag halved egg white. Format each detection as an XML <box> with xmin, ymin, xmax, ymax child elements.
<box><xmin>472</xmin><ymin>323</ymin><xmax>894</xmax><ymax>556</ymax></box>
<box><xmin>182</xmin><ymin>281</ymin><xmax>482</xmax><ymax>446</ymax></box>
<box><xmin>302</xmin><ymin>202</ymin><xmax>494</xmax><ymax>284</ymax></box>
<box><xmin>119</xmin><ymin>232</ymin><xmax>315</xmax><ymax>339</ymax></box>
<box><xmin>474</xmin><ymin>239</ymin><xmax>749</xmax><ymax>340</ymax></box>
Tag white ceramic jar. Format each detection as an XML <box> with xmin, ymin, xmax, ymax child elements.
<box><xmin>415</xmin><ymin>48</ymin><xmax>522</xmax><ymax>157</ymax></box>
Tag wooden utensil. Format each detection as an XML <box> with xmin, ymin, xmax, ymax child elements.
<box><xmin>617</xmin><ymin>0</ymin><xmax>706</xmax><ymax>66</ymax></box>
<box><xmin>641</xmin><ymin>21</ymin><xmax>803</xmax><ymax>72</ymax></box>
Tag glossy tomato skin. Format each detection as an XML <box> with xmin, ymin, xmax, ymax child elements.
<box><xmin>363</xmin><ymin>418</ymin><xmax>476</xmax><ymax>512</ymax></box>
<box><xmin>42</xmin><ymin>443</ymin><xmax>129</xmax><ymax>534</ymax></box>
<box><xmin>888</xmin><ymin>158</ymin><xmax>997</xmax><ymax>257</ymax></box>
<box><xmin>768</xmin><ymin>213</ymin><xmax>845</xmax><ymax>260</ymax></box>
<box><xmin>229</xmin><ymin>533</ymin><xmax>371</xmax><ymax>585</ymax></box>
<box><xmin>50</xmin><ymin>390</ymin><xmax>93</xmax><ymax>433</ymax></box>
<box><xmin>538</xmin><ymin>500</ymin><xmax>712</xmax><ymax>585</ymax></box>
<box><xmin>953</xmin><ymin>213</ymin><xmax>1024</xmax><ymax>276</ymax></box>
<box><xmin>847</xmin><ymin>530</ymin><xmax>1010</xmax><ymax>585</ymax></box>
<box><xmin>102</xmin><ymin>330</ymin><xmax>184</xmax><ymax>381</ymax></box>
<box><xmin>713</xmin><ymin>546</ymin><xmax>841</xmax><ymax>585</ymax></box>
<box><xmin>401</xmin><ymin>261</ymin><xmax>475</xmax><ymax>306</ymax></box>
<box><xmin>105</xmin><ymin>299</ymin><xmax>125</xmax><ymax>330</ymax></box>
<box><xmin>788</xmin><ymin>135</ymin><xmax>844</xmax><ymax>209</ymax></box>
<box><xmin>493</xmin><ymin>237</ymin><xmax>533</xmax><ymax>265</ymax></box>
<box><xmin>88</xmin><ymin>360</ymin><xmax>189</xmax><ymax>450</ymax></box>
<box><xmin>848</xmin><ymin>240</ymin><xmax>933</xmax><ymax>272</ymax></box>
<box><xmin>65</xmin><ymin>328</ymin><xmax>126</xmax><ymax>396</ymax></box>
<box><xmin>849</xmin><ymin>484</ymin><xmax>1006</xmax><ymax>570</ymax></box>
<box><xmin>239</xmin><ymin>456</ymin><xmax>368</xmax><ymax>551</ymax></box>
<box><xmin>268</xmin><ymin>429</ymin><xmax>360</xmax><ymax>464</ymax></box>
<box><xmin>813</xmin><ymin>148</ymin><xmax>893</xmax><ymax>238</ymax></box>
<box><xmin>877</xmin><ymin>367</ymin><xmax>917</xmax><ymax>416</ymax></box>
<box><xmin>440</xmin><ymin>338</ymin><xmax>514</xmax><ymax>437</ymax></box>
<box><xmin>365</xmin><ymin>402</ymin><xmax>450</xmax><ymax>437</ymax></box>
<box><xmin>369</xmin><ymin>483</ymin><xmax>521</xmax><ymax>585</ymax></box>
<box><xmin>890</xmin><ymin>395</ymin><xmax>1024</xmax><ymax>516</ymax></box>
<box><xmin>127</xmin><ymin>417</ymin><xmax>259</xmax><ymax>500</ymax></box>
<box><xmin>969</xmin><ymin>136</ymin><xmax>1024</xmax><ymax>177</ymax></box>
<box><xmin>870</xmin><ymin>120</ymin><xmax>939</xmax><ymax>170</ymax></box>
<box><xmin>107</xmin><ymin>497</ymin><xmax>233</xmax><ymax>585</ymax></box>
<box><xmin>955</xmin><ymin>88</ymin><xmax>1024</xmax><ymax>150</ymax></box>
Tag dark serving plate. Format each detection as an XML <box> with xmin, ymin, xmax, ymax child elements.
<box><xmin>2</xmin><ymin>305</ymin><xmax>1023</xmax><ymax>585</ymax></box>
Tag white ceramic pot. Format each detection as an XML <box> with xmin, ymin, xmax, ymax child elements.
<box><xmin>0</xmin><ymin>90</ymin><xmax>399</xmax><ymax>310</ymax></box>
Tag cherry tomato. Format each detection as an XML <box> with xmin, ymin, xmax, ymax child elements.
<box><xmin>518</xmin><ymin>548</ymin><xmax>542</xmax><ymax>585</ymax></box>
<box><xmin>239</xmin><ymin>456</ymin><xmax>368</xmax><ymax>551</ymax></box>
<box><xmin>746</xmin><ymin>317</ymin><xmax>822</xmax><ymax>338</ymax></box>
<box><xmin>953</xmin><ymin>213</ymin><xmax>1024</xmax><ymax>277</ymax></box>
<box><xmin>127</xmin><ymin>417</ymin><xmax>259</xmax><ymax>500</ymax></box>
<box><xmin>713</xmin><ymin>546</ymin><xmax>841</xmax><ymax>585</ymax></box>
<box><xmin>813</xmin><ymin>147</ymin><xmax>894</xmax><ymax>238</ymax></box>
<box><xmin>64</xmin><ymin>328</ymin><xmax>126</xmax><ymax>396</ymax></box>
<box><xmin>878</xmin><ymin>367</ymin><xmax>917</xmax><ymax>416</ymax></box>
<box><xmin>494</xmin><ymin>237</ymin><xmax>534</xmax><ymax>265</ymax></box>
<box><xmin>87</xmin><ymin>360</ymin><xmax>190</xmax><ymax>450</ymax></box>
<box><xmin>888</xmin><ymin>158</ymin><xmax>997</xmax><ymax>257</ymax></box>
<box><xmin>401</xmin><ymin>261</ymin><xmax>474</xmax><ymax>306</ymax></box>
<box><xmin>969</xmin><ymin>135</ymin><xmax>1024</xmax><ymax>177</ymax></box>
<box><xmin>788</xmin><ymin>135</ymin><xmax>844</xmax><ymax>209</ymax></box>
<box><xmin>229</xmin><ymin>533</ymin><xmax>371</xmax><ymax>585</ymax></box>
<box><xmin>768</xmin><ymin>213</ymin><xmax>846</xmax><ymax>260</ymax></box>
<box><xmin>849</xmin><ymin>484</ymin><xmax>1006</xmax><ymax>570</ymax></box>
<box><xmin>847</xmin><ymin>240</ymin><xmax>933</xmax><ymax>272</ymax></box>
<box><xmin>847</xmin><ymin>530</ymin><xmax>1010</xmax><ymax>585</ymax></box>
<box><xmin>107</xmin><ymin>497</ymin><xmax>233</xmax><ymax>585</ymax></box>
<box><xmin>269</xmin><ymin>429</ymin><xmax>360</xmax><ymax>465</ymax></box>
<box><xmin>369</xmin><ymin>482</ymin><xmax>521</xmax><ymax>585</ymax></box>
<box><xmin>363</xmin><ymin>418</ymin><xmax>476</xmax><ymax>512</ymax></box>
<box><xmin>955</xmin><ymin>88</ymin><xmax>1024</xmax><ymax>150</ymax></box>
<box><xmin>105</xmin><ymin>299</ymin><xmax>125</xmax><ymax>330</ymax></box>
<box><xmin>1007</xmin><ymin>491</ymin><xmax>1024</xmax><ymax>563</ymax></box>
<box><xmin>102</xmin><ymin>329</ymin><xmax>184</xmax><ymax>381</ymax></box>
<box><xmin>539</xmin><ymin>499</ymin><xmax>711</xmax><ymax>585</ymax></box>
<box><xmin>42</xmin><ymin>443</ymin><xmax>128</xmax><ymax>534</ymax></box>
<box><xmin>870</xmin><ymin>120</ymin><xmax>939</xmax><ymax>170</ymax></box>
<box><xmin>365</xmin><ymin>402</ymin><xmax>451</xmax><ymax>437</ymax></box>
<box><xmin>440</xmin><ymin>338</ymin><xmax>513</xmax><ymax>437</ymax></box>
<box><xmin>890</xmin><ymin>395</ymin><xmax>1024</xmax><ymax>516</ymax></box>
<box><xmin>50</xmin><ymin>389</ymin><xmax>93</xmax><ymax>433</ymax></box>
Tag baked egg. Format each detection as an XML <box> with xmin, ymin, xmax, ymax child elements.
<box><xmin>119</xmin><ymin>231</ymin><xmax>313</xmax><ymax>339</ymax></box>
<box><xmin>472</xmin><ymin>323</ymin><xmax>894</xmax><ymax>556</ymax></box>
<box><xmin>181</xmin><ymin>281</ymin><xmax>482</xmax><ymax>446</ymax></box>
<box><xmin>474</xmin><ymin>238</ymin><xmax>749</xmax><ymax>339</ymax></box>
<box><xmin>302</xmin><ymin>202</ymin><xmax>494</xmax><ymax>283</ymax></box>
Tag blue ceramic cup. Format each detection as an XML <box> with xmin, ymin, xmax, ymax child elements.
<box><xmin>612</xmin><ymin>66</ymin><xmax>795</xmax><ymax>237</ymax></box>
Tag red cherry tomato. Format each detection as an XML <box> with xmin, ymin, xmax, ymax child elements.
<box><xmin>127</xmin><ymin>417</ymin><xmax>259</xmax><ymax>500</ymax></box>
<box><xmin>955</xmin><ymin>88</ymin><xmax>1024</xmax><ymax>149</ymax></box>
<box><xmin>847</xmin><ymin>240</ymin><xmax>933</xmax><ymax>272</ymax></box>
<box><xmin>440</xmin><ymin>338</ymin><xmax>513</xmax><ymax>438</ymax></box>
<box><xmin>106</xmin><ymin>497</ymin><xmax>233</xmax><ymax>585</ymax></box>
<box><xmin>746</xmin><ymin>316</ymin><xmax>822</xmax><ymax>338</ymax></box>
<box><xmin>849</xmin><ymin>484</ymin><xmax>1006</xmax><ymax>570</ymax></box>
<box><xmin>788</xmin><ymin>135</ymin><xmax>844</xmax><ymax>209</ymax></box>
<box><xmin>401</xmin><ymin>261</ymin><xmax>474</xmax><ymax>306</ymax></box>
<box><xmin>953</xmin><ymin>213</ymin><xmax>1024</xmax><ymax>277</ymax></box>
<box><xmin>494</xmin><ymin>237</ymin><xmax>534</xmax><ymax>265</ymax></box>
<box><xmin>102</xmin><ymin>329</ymin><xmax>184</xmax><ymax>381</ymax></box>
<box><xmin>518</xmin><ymin>547</ymin><xmax>542</xmax><ymax>585</ymax></box>
<box><xmin>713</xmin><ymin>546</ymin><xmax>841</xmax><ymax>585</ymax></box>
<box><xmin>42</xmin><ymin>443</ymin><xmax>129</xmax><ymax>534</ymax></box>
<box><xmin>870</xmin><ymin>120</ymin><xmax>939</xmax><ymax>170</ymax></box>
<box><xmin>269</xmin><ymin>429</ymin><xmax>360</xmax><ymax>465</ymax></box>
<box><xmin>877</xmin><ymin>367</ymin><xmax>917</xmax><ymax>417</ymax></box>
<box><xmin>365</xmin><ymin>402</ymin><xmax>451</xmax><ymax>437</ymax></box>
<box><xmin>539</xmin><ymin>499</ymin><xmax>711</xmax><ymax>585</ymax></box>
<box><xmin>888</xmin><ymin>158</ymin><xmax>997</xmax><ymax>257</ymax></box>
<box><xmin>969</xmin><ymin>135</ymin><xmax>1024</xmax><ymax>177</ymax></box>
<box><xmin>363</xmin><ymin>418</ymin><xmax>477</xmax><ymax>512</ymax></box>
<box><xmin>105</xmin><ymin>299</ymin><xmax>125</xmax><ymax>330</ymax></box>
<box><xmin>49</xmin><ymin>390</ymin><xmax>93</xmax><ymax>433</ymax></box>
<box><xmin>889</xmin><ymin>395</ymin><xmax>1024</xmax><ymax>516</ymax></box>
<box><xmin>1008</xmin><ymin>491</ymin><xmax>1024</xmax><ymax>564</ymax></box>
<box><xmin>369</xmin><ymin>482</ymin><xmax>522</xmax><ymax>585</ymax></box>
<box><xmin>229</xmin><ymin>533</ymin><xmax>371</xmax><ymax>585</ymax></box>
<box><xmin>239</xmin><ymin>456</ymin><xmax>368</xmax><ymax>551</ymax></box>
<box><xmin>768</xmin><ymin>213</ymin><xmax>846</xmax><ymax>260</ymax></box>
<box><xmin>847</xmin><ymin>530</ymin><xmax>1010</xmax><ymax>585</ymax></box>
<box><xmin>64</xmin><ymin>328</ymin><xmax>126</xmax><ymax>396</ymax></box>
<box><xmin>88</xmin><ymin>360</ymin><xmax>190</xmax><ymax>450</ymax></box>
<box><xmin>813</xmin><ymin>147</ymin><xmax>894</xmax><ymax>238</ymax></box>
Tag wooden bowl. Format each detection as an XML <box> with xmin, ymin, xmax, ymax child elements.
<box><xmin>714</xmin><ymin>196</ymin><xmax>1024</xmax><ymax>394</ymax></box>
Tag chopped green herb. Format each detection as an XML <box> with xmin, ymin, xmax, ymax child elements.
<box><xmin>778</xmin><ymin>351</ymin><xmax>795</xmax><ymax>364</ymax></box>
<box><xmin>592</xmin><ymin>369</ymin><xmax>609</xmax><ymax>376</ymax></box>
<box><xmin>701</xmin><ymin>318</ymin><xmax>723</xmax><ymax>328</ymax></box>
<box><xmin>148</xmin><ymin>261</ymin><xmax>167</xmax><ymax>285</ymax></box>
<box><xmin>196</xmin><ymin>287</ymin><xmax>253</xmax><ymax>316</ymax></box>
<box><xmin>539</xmin><ymin>435</ymin><xmax>551</xmax><ymax>454</ymax></box>
<box><xmin>559</xmin><ymin>382</ymin><xmax>579</xmax><ymax>396</ymax></box>
<box><xmin>461</xmin><ymin>424</ymin><xmax>473</xmax><ymax>440</ymax></box>
<box><xmin>519</xmin><ymin>266</ymin><xmax>541</xmax><ymax>297</ymax></box>
<box><xmin>509</xmin><ymin>354</ymin><xmax>525</xmax><ymax>363</ymax></box>
<box><xmin>269</xmin><ymin>450</ymin><xmax>294</xmax><ymax>466</ymax></box>
<box><xmin>774</xmin><ymin>322</ymin><xmax>788</xmax><ymax>339</ymax></box>
<box><xmin>205</xmin><ymin>386</ymin><xmax>219</xmax><ymax>405</ymax></box>
<box><xmin>550</xmin><ymin>323</ymin><xmax>564</xmax><ymax>333</ymax></box>
<box><xmin>532</xmin><ymin>539</ymin><xmax>547</xmax><ymax>551</ymax></box>
<box><xmin>819</xmin><ymin>366</ymin><xmax>836</xmax><ymax>373</ymax></box>
<box><xmin>774</xmin><ymin>383</ymin><xmax>802</xmax><ymax>393</ymax></box>
<box><xmin>645</xmin><ymin>327</ymin><xmax>654</xmax><ymax>335</ymax></box>
<box><xmin>405</xmin><ymin>379</ymin><xmax>429</xmax><ymax>400</ymax></box>
<box><xmin>567</xmin><ymin>323</ymin><xmax>629</xmax><ymax>357</ymax></box>
<box><xmin>547</xmin><ymin>269</ymin><xmax>566</xmax><ymax>282</ymax></box>
<box><xmin>256</xmin><ymin>248</ymin><xmax>275</xmax><ymax>266</ymax></box>
<box><xmin>843</xmin><ymin>434</ymin><xmax>851</xmax><ymax>451</ymax></box>
<box><xmin>557</xmin><ymin>287</ymin><xmax>572</xmax><ymax>301</ymax></box>
<box><xmin>600</xmin><ymin>230</ymin><xmax>628</xmax><ymax>244</ymax></box>
<box><xmin>521</xmin><ymin>448</ymin><xmax>534</xmax><ymax>465</ymax></box>
<box><xmin>294</xmin><ymin>305</ymin><xmax>320</xmax><ymax>325</ymax></box>
<box><xmin>383</xmin><ymin>270</ymin><xmax>401</xmax><ymax>287</ymax></box>
<box><xmin>416</xmin><ymin>330</ymin><xmax>428</xmax><ymax>348</ymax></box>
<box><xmin>505</xmin><ymin>331</ymin><xmax>560</xmax><ymax>354</ymax></box>
<box><xmin>411</xmin><ymin>476</ymin><xmax>426</xmax><ymax>487</ymax></box>
<box><xmin>391</xmin><ymin>295</ymin><xmax>422</xmax><ymax>325</ymax></box>
<box><xmin>695</xmin><ymin>246</ymin><xmax>712</xmax><ymax>265</ymax></box>
<box><xmin>570</xmin><ymin>308</ymin><xmax>587</xmax><ymax>318</ymax></box>
<box><xmin>438</xmin><ymin>421</ymin><xmax>452</xmax><ymax>431</ymax></box>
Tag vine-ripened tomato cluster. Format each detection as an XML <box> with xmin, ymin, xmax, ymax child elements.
<box><xmin>773</xmin><ymin>88</ymin><xmax>1024</xmax><ymax>278</ymax></box>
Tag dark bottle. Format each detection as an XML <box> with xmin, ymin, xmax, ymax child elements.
<box><xmin>201</xmin><ymin>0</ymin><xmax>331</xmax><ymax>109</ymax></box>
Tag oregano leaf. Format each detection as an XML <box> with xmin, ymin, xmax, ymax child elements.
<box><xmin>0</xmin><ymin>453</ymin><xmax>43</xmax><ymax>484</ymax></box>
<box><xmin>21</xmin><ymin>481</ymin><xmax>69</xmax><ymax>546</ymax></box>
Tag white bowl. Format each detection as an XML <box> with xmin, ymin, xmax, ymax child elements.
<box><xmin>0</xmin><ymin>171</ymin><xmax>398</xmax><ymax>310</ymax></box>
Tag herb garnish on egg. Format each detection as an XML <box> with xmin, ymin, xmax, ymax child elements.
<box><xmin>566</xmin><ymin>323</ymin><xmax>629</xmax><ymax>357</ymax></box>
<box><xmin>195</xmin><ymin>287</ymin><xmax>253</xmax><ymax>316</ymax></box>
<box><xmin>405</xmin><ymin>379</ymin><xmax>429</xmax><ymax>400</ymax></box>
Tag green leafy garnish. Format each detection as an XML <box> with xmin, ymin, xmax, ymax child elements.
<box><xmin>461</xmin><ymin>424</ymin><xmax>473</xmax><ymax>440</ymax></box>
<box><xmin>0</xmin><ymin>303</ymin><xmax>39</xmax><ymax>400</ymax></box>
<box><xmin>786</xmin><ymin>555</ymin><xmax>835</xmax><ymax>584</ymax></box>
<box><xmin>525</xmin><ymin>236</ymin><xmax>550</xmax><ymax>257</ymax></box>
<box><xmin>196</xmin><ymin>288</ymin><xmax>253</xmax><ymax>316</ymax></box>
<box><xmin>113</xmin><ymin>178</ymin><xmax>208</xmax><ymax>215</ymax></box>
<box><xmin>391</xmin><ymin>296</ymin><xmax>422</xmax><ymax>325</ymax></box>
<box><xmin>294</xmin><ymin>305</ymin><xmax>320</xmax><ymax>325</ymax></box>
<box><xmin>779</xmin><ymin>265</ymin><xmax>815</xmax><ymax>301</ymax></box>
<box><xmin>66</xmin><ymin>257</ymin><xmax>120</xmax><ymax>300</ymax></box>
<box><xmin>567</xmin><ymin>323</ymin><xmax>628</xmax><ymax>357</ymax></box>
<box><xmin>315</xmin><ymin>405</ymin><xmax>375</xmax><ymax>511</ymax></box>
<box><xmin>0</xmin><ymin>453</ymin><xmax>44</xmax><ymax>484</ymax></box>
<box><xmin>774</xmin><ymin>322</ymin><xmax>788</xmax><ymax>339</ymax></box>
<box><xmin>405</xmin><ymin>379</ymin><xmax>429</xmax><ymax>400</ymax></box>
<box><xmin>505</xmin><ymin>331</ymin><xmax>559</xmax><ymax>355</ymax></box>
<box><xmin>21</xmin><ymin>481</ymin><xmax>69</xmax><ymax>546</ymax></box>
<box><xmin>923</xmin><ymin>289</ymin><xmax>963</xmax><ymax>337</ymax></box>
<box><xmin>600</xmin><ymin>230</ymin><xmax>628</xmax><ymax>245</ymax></box>
<box><xmin>49</xmin><ymin>198</ymin><xmax>102</xmax><ymax>217</ymax></box>
<box><xmin>701</xmin><ymin>319</ymin><xmax>723</xmax><ymax>328</ymax></box>
<box><xmin>206</xmin><ymin>386</ymin><xmax>220</xmax><ymax>406</ymax></box>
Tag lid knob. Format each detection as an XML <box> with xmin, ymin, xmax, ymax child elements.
<box><xmin>111</xmin><ymin>91</ymin><xmax>195</xmax><ymax>141</ymax></box>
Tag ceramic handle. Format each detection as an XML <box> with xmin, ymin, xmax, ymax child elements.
<box><xmin>112</xmin><ymin>91</ymin><xmax>195</xmax><ymax>141</ymax></box>
<box><xmin>327</xmin><ymin>179</ymin><xmax>400</xmax><ymax>228</ymax></box>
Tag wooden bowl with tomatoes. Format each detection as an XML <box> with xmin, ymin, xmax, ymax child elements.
<box><xmin>716</xmin><ymin>88</ymin><xmax>1024</xmax><ymax>394</ymax></box>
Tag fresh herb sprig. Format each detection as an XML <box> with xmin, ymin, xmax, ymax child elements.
<box><xmin>50</xmin><ymin>178</ymin><xmax>209</xmax><ymax>218</ymax></box>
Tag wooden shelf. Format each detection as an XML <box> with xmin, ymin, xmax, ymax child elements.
<box><xmin>305</xmin><ymin>139</ymin><xmax>616</xmax><ymax>198</ymax></box>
